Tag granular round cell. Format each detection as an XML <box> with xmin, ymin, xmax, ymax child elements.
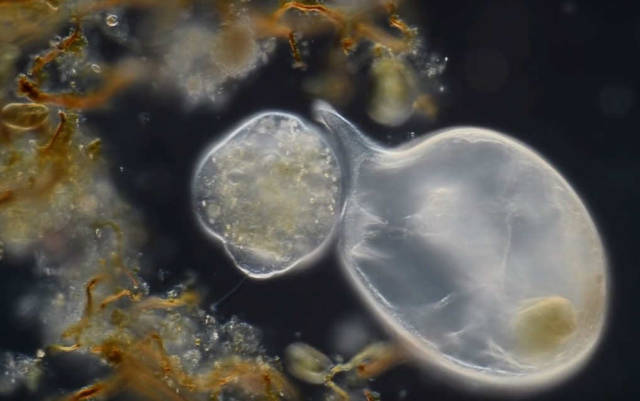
<box><xmin>192</xmin><ymin>112</ymin><xmax>341</xmax><ymax>279</ymax></box>
<box><xmin>313</xmin><ymin>103</ymin><xmax>608</xmax><ymax>391</ymax></box>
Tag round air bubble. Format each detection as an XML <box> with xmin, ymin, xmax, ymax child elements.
<box><xmin>192</xmin><ymin>112</ymin><xmax>342</xmax><ymax>279</ymax></box>
<box><xmin>313</xmin><ymin>102</ymin><xmax>608</xmax><ymax>391</ymax></box>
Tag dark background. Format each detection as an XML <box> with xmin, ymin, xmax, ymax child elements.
<box><xmin>2</xmin><ymin>1</ymin><xmax>639</xmax><ymax>400</ymax></box>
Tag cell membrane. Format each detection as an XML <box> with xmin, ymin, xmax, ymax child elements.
<box><xmin>192</xmin><ymin>112</ymin><xmax>342</xmax><ymax>278</ymax></box>
<box><xmin>193</xmin><ymin>102</ymin><xmax>608</xmax><ymax>390</ymax></box>
<box><xmin>314</xmin><ymin>102</ymin><xmax>608</xmax><ymax>390</ymax></box>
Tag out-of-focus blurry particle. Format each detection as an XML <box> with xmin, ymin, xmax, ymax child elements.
<box><xmin>304</xmin><ymin>72</ymin><xmax>353</xmax><ymax>106</ymax></box>
<box><xmin>1</xmin><ymin>103</ymin><xmax>49</xmax><ymax>130</ymax></box>
<box><xmin>138</xmin><ymin>112</ymin><xmax>151</xmax><ymax>125</ymax></box>
<box><xmin>562</xmin><ymin>1</ymin><xmax>577</xmax><ymax>14</ymax></box>
<box><xmin>91</xmin><ymin>64</ymin><xmax>102</xmax><ymax>73</ymax></box>
<box><xmin>413</xmin><ymin>94</ymin><xmax>438</xmax><ymax>120</ymax></box>
<box><xmin>284</xmin><ymin>342</ymin><xmax>333</xmax><ymax>384</ymax></box>
<box><xmin>368</xmin><ymin>58</ymin><xmax>418</xmax><ymax>126</ymax></box>
<box><xmin>85</xmin><ymin>139</ymin><xmax>102</xmax><ymax>160</ymax></box>
<box><xmin>212</xmin><ymin>24</ymin><xmax>258</xmax><ymax>78</ymax></box>
<box><xmin>105</xmin><ymin>14</ymin><xmax>119</xmax><ymax>27</ymax></box>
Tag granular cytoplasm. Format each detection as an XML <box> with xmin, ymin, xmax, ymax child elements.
<box><xmin>313</xmin><ymin>103</ymin><xmax>608</xmax><ymax>390</ymax></box>
<box><xmin>192</xmin><ymin>112</ymin><xmax>342</xmax><ymax>279</ymax></box>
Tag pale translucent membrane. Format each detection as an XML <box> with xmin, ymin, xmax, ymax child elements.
<box><xmin>192</xmin><ymin>112</ymin><xmax>342</xmax><ymax>279</ymax></box>
<box><xmin>314</xmin><ymin>102</ymin><xmax>608</xmax><ymax>390</ymax></box>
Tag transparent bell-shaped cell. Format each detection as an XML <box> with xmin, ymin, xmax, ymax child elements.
<box><xmin>192</xmin><ymin>112</ymin><xmax>342</xmax><ymax>279</ymax></box>
<box><xmin>313</xmin><ymin>102</ymin><xmax>608</xmax><ymax>390</ymax></box>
